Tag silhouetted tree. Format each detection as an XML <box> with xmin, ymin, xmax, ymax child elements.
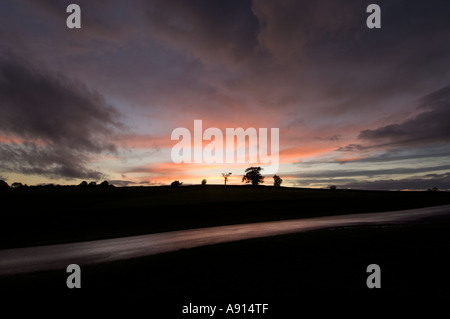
<box><xmin>273</xmin><ymin>175</ymin><xmax>283</xmax><ymax>187</ymax></box>
<box><xmin>171</xmin><ymin>180</ymin><xmax>183</xmax><ymax>187</ymax></box>
<box><xmin>222</xmin><ymin>172</ymin><xmax>232</xmax><ymax>185</ymax></box>
<box><xmin>88</xmin><ymin>181</ymin><xmax>97</xmax><ymax>187</ymax></box>
<box><xmin>201</xmin><ymin>179</ymin><xmax>207</xmax><ymax>186</ymax></box>
<box><xmin>0</xmin><ymin>180</ymin><xmax>9</xmax><ymax>188</ymax></box>
<box><xmin>428</xmin><ymin>187</ymin><xmax>439</xmax><ymax>192</ymax></box>
<box><xmin>242</xmin><ymin>167</ymin><xmax>264</xmax><ymax>186</ymax></box>
<box><xmin>329</xmin><ymin>185</ymin><xmax>337</xmax><ymax>191</ymax></box>
<box><xmin>11</xmin><ymin>182</ymin><xmax>23</xmax><ymax>188</ymax></box>
<box><xmin>99</xmin><ymin>180</ymin><xmax>109</xmax><ymax>187</ymax></box>
<box><xmin>78</xmin><ymin>181</ymin><xmax>88</xmax><ymax>187</ymax></box>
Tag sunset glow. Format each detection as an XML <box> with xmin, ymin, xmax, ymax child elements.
<box><xmin>1</xmin><ymin>0</ymin><xmax>450</xmax><ymax>190</ymax></box>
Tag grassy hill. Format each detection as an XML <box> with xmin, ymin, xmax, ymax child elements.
<box><xmin>1</xmin><ymin>185</ymin><xmax>450</xmax><ymax>314</ymax></box>
<box><xmin>1</xmin><ymin>185</ymin><xmax>450</xmax><ymax>249</ymax></box>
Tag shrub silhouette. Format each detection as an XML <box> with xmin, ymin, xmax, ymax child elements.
<box><xmin>0</xmin><ymin>180</ymin><xmax>9</xmax><ymax>188</ymax></box>
<box><xmin>273</xmin><ymin>175</ymin><xmax>283</xmax><ymax>187</ymax></box>
<box><xmin>201</xmin><ymin>179</ymin><xmax>207</xmax><ymax>186</ymax></box>
<box><xmin>171</xmin><ymin>180</ymin><xmax>183</xmax><ymax>187</ymax></box>
<box><xmin>99</xmin><ymin>180</ymin><xmax>110</xmax><ymax>187</ymax></box>
<box><xmin>78</xmin><ymin>181</ymin><xmax>88</xmax><ymax>187</ymax></box>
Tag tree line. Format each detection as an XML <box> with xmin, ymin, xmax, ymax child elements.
<box><xmin>171</xmin><ymin>166</ymin><xmax>283</xmax><ymax>187</ymax></box>
<box><xmin>0</xmin><ymin>180</ymin><xmax>114</xmax><ymax>188</ymax></box>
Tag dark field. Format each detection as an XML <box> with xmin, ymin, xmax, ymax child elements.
<box><xmin>1</xmin><ymin>186</ymin><xmax>450</xmax><ymax>316</ymax></box>
<box><xmin>1</xmin><ymin>221</ymin><xmax>450</xmax><ymax>316</ymax></box>
<box><xmin>1</xmin><ymin>185</ymin><xmax>450</xmax><ymax>249</ymax></box>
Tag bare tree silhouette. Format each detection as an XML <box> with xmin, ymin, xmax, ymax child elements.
<box><xmin>222</xmin><ymin>172</ymin><xmax>232</xmax><ymax>185</ymax></box>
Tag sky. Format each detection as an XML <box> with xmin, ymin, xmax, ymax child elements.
<box><xmin>0</xmin><ymin>0</ymin><xmax>450</xmax><ymax>190</ymax></box>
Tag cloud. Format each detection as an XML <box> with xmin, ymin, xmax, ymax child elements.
<box><xmin>337</xmin><ymin>172</ymin><xmax>450</xmax><ymax>191</ymax></box>
<box><xmin>334</xmin><ymin>144</ymin><xmax>450</xmax><ymax>165</ymax></box>
<box><xmin>251</xmin><ymin>0</ymin><xmax>364</xmax><ymax>63</ymax></box>
<box><xmin>144</xmin><ymin>0</ymin><xmax>259</xmax><ymax>65</ymax></box>
<box><xmin>1</xmin><ymin>0</ymin><xmax>450</xmax><ymax>186</ymax></box>
<box><xmin>336</xmin><ymin>144</ymin><xmax>369</xmax><ymax>152</ymax></box>
<box><xmin>290</xmin><ymin>171</ymin><xmax>450</xmax><ymax>191</ymax></box>
<box><xmin>359</xmin><ymin>86</ymin><xmax>450</xmax><ymax>146</ymax></box>
<box><xmin>292</xmin><ymin>163</ymin><xmax>450</xmax><ymax>179</ymax></box>
<box><xmin>23</xmin><ymin>0</ymin><xmax>137</xmax><ymax>49</ymax></box>
<box><xmin>0</xmin><ymin>143</ymin><xmax>105</xmax><ymax>180</ymax></box>
<box><xmin>0</xmin><ymin>53</ymin><xmax>122</xmax><ymax>179</ymax></box>
<box><xmin>315</xmin><ymin>135</ymin><xmax>340</xmax><ymax>142</ymax></box>
<box><xmin>108</xmin><ymin>179</ymin><xmax>157</xmax><ymax>187</ymax></box>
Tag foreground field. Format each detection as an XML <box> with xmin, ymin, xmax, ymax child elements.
<box><xmin>1</xmin><ymin>185</ymin><xmax>450</xmax><ymax>249</ymax></box>
<box><xmin>1</xmin><ymin>186</ymin><xmax>449</xmax><ymax>315</ymax></box>
<box><xmin>1</xmin><ymin>219</ymin><xmax>449</xmax><ymax>315</ymax></box>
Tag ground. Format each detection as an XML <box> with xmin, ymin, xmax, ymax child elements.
<box><xmin>1</xmin><ymin>186</ymin><xmax>449</xmax><ymax>316</ymax></box>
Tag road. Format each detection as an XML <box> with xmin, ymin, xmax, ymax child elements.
<box><xmin>1</xmin><ymin>204</ymin><xmax>449</xmax><ymax>276</ymax></box>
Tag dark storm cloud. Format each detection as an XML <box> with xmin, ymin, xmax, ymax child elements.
<box><xmin>359</xmin><ymin>86</ymin><xmax>450</xmax><ymax>146</ymax></box>
<box><xmin>109</xmin><ymin>180</ymin><xmax>155</xmax><ymax>187</ymax></box>
<box><xmin>290</xmin><ymin>164</ymin><xmax>450</xmax><ymax>180</ymax></box>
<box><xmin>247</xmin><ymin>0</ymin><xmax>450</xmax><ymax>121</ymax></box>
<box><xmin>293</xmin><ymin>172</ymin><xmax>450</xmax><ymax>190</ymax></box>
<box><xmin>336</xmin><ymin>144</ymin><xmax>369</xmax><ymax>152</ymax></box>
<box><xmin>0</xmin><ymin>143</ymin><xmax>105</xmax><ymax>180</ymax></box>
<box><xmin>23</xmin><ymin>0</ymin><xmax>135</xmax><ymax>45</ymax></box>
<box><xmin>0</xmin><ymin>54</ymin><xmax>120</xmax><ymax>151</ymax></box>
<box><xmin>8</xmin><ymin>0</ymin><xmax>450</xmax><ymax>122</ymax></box>
<box><xmin>144</xmin><ymin>0</ymin><xmax>259</xmax><ymax>64</ymax></box>
<box><xmin>334</xmin><ymin>145</ymin><xmax>450</xmax><ymax>164</ymax></box>
<box><xmin>108</xmin><ymin>180</ymin><xmax>137</xmax><ymax>187</ymax></box>
<box><xmin>0</xmin><ymin>53</ymin><xmax>121</xmax><ymax>179</ymax></box>
<box><xmin>337</xmin><ymin>173</ymin><xmax>450</xmax><ymax>191</ymax></box>
<box><xmin>251</xmin><ymin>0</ymin><xmax>365</xmax><ymax>63</ymax></box>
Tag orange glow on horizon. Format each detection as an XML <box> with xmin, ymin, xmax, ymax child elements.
<box><xmin>279</xmin><ymin>145</ymin><xmax>336</xmax><ymax>161</ymax></box>
<box><xmin>0</xmin><ymin>134</ymin><xmax>46</xmax><ymax>146</ymax></box>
